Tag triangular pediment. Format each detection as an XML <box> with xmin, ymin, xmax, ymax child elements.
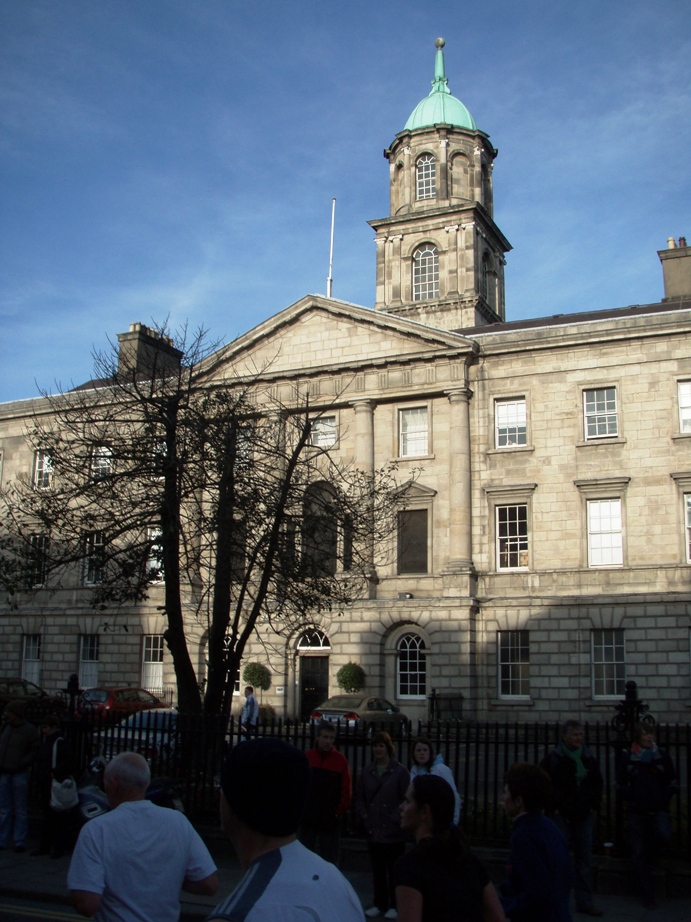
<box><xmin>198</xmin><ymin>295</ymin><xmax>475</xmax><ymax>383</ymax></box>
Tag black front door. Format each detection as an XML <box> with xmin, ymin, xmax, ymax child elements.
<box><xmin>300</xmin><ymin>655</ymin><xmax>329</xmax><ymax>721</ymax></box>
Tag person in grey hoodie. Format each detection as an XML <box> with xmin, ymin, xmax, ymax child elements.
<box><xmin>0</xmin><ymin>700</ymin><xmax>40</xmax><ymax>851</ymax></box>
<box><xmin>408</xmin><ymin>735</ymin><xmax>462</xmax><ymax>826</ymax></box>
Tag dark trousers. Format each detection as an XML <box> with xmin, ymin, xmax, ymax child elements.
<box><xmin>627</xmin><ymin>811</ymin><xmax>672</xmax><ymax>903</ymax></box>
<box><xmin>299</xmin><ymin>824</ymin><xmax>341</xmax><ymax>866</ymax></box>
<box><xmin>553</xmin><ymin>812</ymin><xmax>596</xmax><ymax>910</ymax></box>
<box><xmin>368</xmin><ymin>841</ymin><xmax>405</xmax><ymax>913</ymax></box>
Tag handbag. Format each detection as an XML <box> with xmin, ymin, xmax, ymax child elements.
<box><xmin>49</xmin><ymin>738</ymin><xmax>79</xmax><ymax>812</ymax></box>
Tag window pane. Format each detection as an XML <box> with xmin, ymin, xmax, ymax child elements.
<box><xmin>496</xmin><ymin>505</ymin><xmax>528</xmax><ymax>569</ymax></box>
<box><xmin>413</xmin><ymin>245</ymin><xmax>439</xmax><ymax>301</ymax></box>
<box><xmin>83</xmin><ymin>531</ymin><xmax>106</xmax><ymax>584</ymax></box>
<box><xmin>397</xmin><ymin>633</ymin><xmax>426</xmax><ymax>697</ymax></box>
<box><xmin>587</xmin><ymin>499</ymin><xmax>623</xmax><ymax>566</ymax></box>
<box><xmin>398</xmin><ymin>509</ymin><xmax>428</xmax><ymax>574</ymax></box>
<box><xmin>91</xmin><ymin>445</ymin><xmax>112</xmax><ymax>480</ymax></box>
<box><xmin>21</xmin><ymin>635</ymin><xmax>41</xmax><ymax>685</ymax></box>
<box><xmin>416</xmin><ymin>155</ymin><xmax>436</xmax><ymax>200</ymax></box>
<box><xmin>584</xmin><ymin>387</ymin><xmax>618</xmax><ymax>438</ymax></box>
<box><xmin>495</xmin><ymin>399</ymin><xmax>527</xmax><ymax>447</ymax></box>
<box><xmin>310</xmin><ymin>415</ymin><xmax>337</xmax><ymax>448</ymax></box>
<box><xmin>146</xmin><ymin>527</ymin><xmax>163</xmax><ymax>581</ymax></box>
<box><xmin>679</xmin><ymin>381</ymin><xmax>691</xmax><ymax>433</ymax></box>
<box><xmin>400</xmin><ymin>407</ymin><xmax>428</xmax><ymax>457</ymax></box>
<box><xmin>498</xmin><ymin>630</ymin><xmax>530</xmax><ymax>697</ymax></box>
<box><xmin>29</xmin><ymin>533</ymin><xmax>49</xmax><ymax>587</ymax></box>
<box><xmin>142</xmin><ymin>636</ymin><xmax>164</xmax><ymax>692</ymax></box>
<box><xmin>592</xmin><ymin>629</ymin><xmax>625</xmax><ymax>696</ymax></box>
<box><xmin>79</xmin><ymin>635</ymin><xmax>100</xmax><ymax>687</ymax></box>
<box><xmin>33</xmin><ymin>451</ymin><xmax>53</xmax><ymax>490</ymax></box>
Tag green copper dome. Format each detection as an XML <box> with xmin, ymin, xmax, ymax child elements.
<box><xmin>404</xmin><ymin>39</ymin><xmax>477</xmax><ymax>132</ymax></box>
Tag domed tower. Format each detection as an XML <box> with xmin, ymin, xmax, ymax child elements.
<box><xmin>369</xmin><ymin>39</ymin><xmax>511</xmax><ymax>330</ymax></box>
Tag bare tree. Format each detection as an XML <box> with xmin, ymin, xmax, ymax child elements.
<box><xmin>0</xmin><ymin>323</ymin><xmax>407</xmax><ymax>717</ymax></box>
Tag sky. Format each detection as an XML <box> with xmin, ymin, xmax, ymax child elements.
<box><xmin>1</xmin><ymin>0</ymin><xmax>690</xmax><ymax>403</ymax></box>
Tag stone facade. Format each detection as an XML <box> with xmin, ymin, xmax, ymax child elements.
<box><xmin>1</xmin><ymin>45</ymin><xmax>690</xmax><ymax>725</ymax></box>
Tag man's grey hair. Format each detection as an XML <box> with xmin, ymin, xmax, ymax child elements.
<box><xmin>561</xmin><ymin>719</ymin><xmax>584</xmax><ymax>737</ymax></box>
<box><xmin>104</xmin><ymin>752</ymin><xmax>151</xmax><ymax>790</ymax></box>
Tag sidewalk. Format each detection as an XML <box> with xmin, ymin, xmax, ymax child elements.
<box><xmin>1</xmin><ymin>833</ymin><xmax>690</xmax><ymax>921</ymax></box>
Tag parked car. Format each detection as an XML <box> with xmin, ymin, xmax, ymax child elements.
<box><xmin>310</xmin><ymin>695</ymin><xmax>408</xmax><ymax>731</ymax></box>
<box><xmin>0</xmin><ymin>677</ymin><xmax>66</xmax><ymax>720</ymax></box>
<box><xmin>78</xmin><ymin>686</ymin><xmax>168</xmax><ymax>724</ymax></box>
<box><xmin>101</xmin><ymin>708</ymin><xmax>178</xmax><ymax>764</ymax></box>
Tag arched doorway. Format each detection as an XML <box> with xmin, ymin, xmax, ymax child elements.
<box><xmin>297</xmin><ymin>629</ymin><xmax>330</xmax><ymax>721</ymax></box>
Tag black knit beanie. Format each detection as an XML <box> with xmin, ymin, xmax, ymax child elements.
<box><xmin>220</xmin><ymin>738</ymin><xmax>311</xmax><ymax>836</ymax></box>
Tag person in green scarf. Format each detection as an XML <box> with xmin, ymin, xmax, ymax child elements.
<box><xmin>541</xmin><ymin>720</ymin><xmax>603</xmax><ymax>917</ymax></box>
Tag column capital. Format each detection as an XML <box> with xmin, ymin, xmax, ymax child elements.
<box><xmin>444</xmin><ymin>386</ymin><xmax>473</xmax><ymax>403</ymax></box>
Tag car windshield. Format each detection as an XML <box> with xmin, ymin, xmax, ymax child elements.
<box><xmin>83</xmin><ymin>690</ymin><xmax>109</xmax><ymax>703</ymax></box>
<box><xmin>119</xmin><ymin>712</ymin><xmax>176</xmax><ymax>730</ymax></box>
<box><xmin>320</xmin><ymin>696</ymin><xmax>364</xmax><ymax>709</ymax></box>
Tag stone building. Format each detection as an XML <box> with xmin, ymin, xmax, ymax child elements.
<box><xmin>0</xmin><ymin>42</ymin><xmax>689</xmax><ymax>724</ymax></box>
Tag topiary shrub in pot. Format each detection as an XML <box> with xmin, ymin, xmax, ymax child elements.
<box><xmin>336</xmin><ymin>662</ymin><xmax>366</xmax><ymax>694</ymax></box>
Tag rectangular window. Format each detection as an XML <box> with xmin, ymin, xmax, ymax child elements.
<box><xmin>83</xmin><ymin>531</ymin><xmax>106</xmax><ymax>585</ymax></box>
<box><xmin>21</xmin><ymin>635</ymin><xmax>41</xmax><ymax>685</ymax></box>
<box><xmin>498</xmin><ymin>631</ymin><xmax>530</xmax><ymax>697</ymax></box>
<box><xmin>679</xmin><ymin>381</ymin><xmax>691</xmax><ymax>433</ymax></box>
<box><xmin>584</xmin><ymin>387</ymin><xmax>618</xmax><ymax>439</ymax></box>
<box><xmin>33</xmin><ymin>450</ymin><xmax>53</xmax><ymax>490</ymax></box>
<box><xmin>496</xmin><ymin>505</ymin><xmax>528</xmax><ymax>569</ymax></box>
<box><xmin>592</xmin><ymin>628</ymin><xmax>625</xmax><ymax>697</ymax></box>
<box><xmin>79</xmin><ymin>635</ymin><xmax>100</xmax><ymax>688</ymax></box>
<box><xmin>685</xmin><ymin>495</ymin><xmax>691</xmax><ymax>564</ymax></box>
<box><xmin>587</xmin><ymin>498</ymin><xmax>623</xmax><ymax>566</ymax></box>
<box><xmin>90</xmin><ymin>445</ymin><xmax>112</xmax><ymax>481</ymax></box>
<box><xmin>146</xmin><ymin>527</ymin><xmax>163</xmax><ymax>581</ymax></box>
<box><xmin>310</xmin><ymin>415</ymin><xmax>337</xmax><ymax>448</ymax></box>
<box><xmin>142</xmin><ymin>635</ymin><xmax>164</xmax><ymax>693</ymax></box>
<box><xmin>28</xmin><ymin>533</ymin><xmax>49</xmax><ymax>587</ymax></box>
<box><xmin>397</xmin><ymin>509</ymin><xmax>428</xmax><ymax>574</ymax></box>
<box><xmin>495</xmin><ymin>398</ymin><xmax>527</xmax><ymax>448</ymax></box>
<box><xmin>399</xmin><ymin>407</ymin><xmax>429</xmax><ymax>457</ymax></box>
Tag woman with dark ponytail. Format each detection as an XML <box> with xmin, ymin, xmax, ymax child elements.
<box><xmin>394</xmin><ymin>774</ymin><xmax>505</xmax><ymax>922</ymax></box>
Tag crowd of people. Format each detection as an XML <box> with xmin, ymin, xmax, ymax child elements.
<box><xmin>0</xmin><ymin>701</ymin><xmax>680</xmax><ymax>921</ymax></box>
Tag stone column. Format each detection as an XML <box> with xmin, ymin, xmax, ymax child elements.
<box><xmin>443</xmin><ymin>387</ymin><xmax>475</xmax><ymax>592</ymax></box>
<box><xmin>351</xmin><ymin>399</ymin><xmax>378</xmax><ymax>597</ymax></box>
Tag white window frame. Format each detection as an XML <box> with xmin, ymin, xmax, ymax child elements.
<box><xmin>679</xmin><ymin>381</ymin><xmax>691</xmax><ymax>434</ymax></box>
<box><xmin>399</xmin><ymin>406</ymin><xmax>429</xmax><ymax>457</ymax></box>
<box><xmin>496</xmin><ymin>504</ymin><xmax>529</xmax><ymax>570</ymax></box>
<box><xmin>583</xmin><ymin>387</ymin><xmax>618</xmax><ymax>439</ymax></box>
<box><xmin>416</xmin><ymin>154</ymin><xmax>436</xmax><ymax>200</ymax></box>
<box><xmin>90</xmin><ymin>444</ymin><xmax>112</xmax><ymax>481</ymax></box>
<box><xmin>591</xmin><ymin>628</ymin><xmax>625</xmax><ymax>697</ymax></box>
<box><xmin>79</xmin><ymin>634</ymin><xmax>100</xmax><ymax>688</ymax></box>
<box><xmin>495</xmin><ymin>398</ymin><xmax>527</xmax><ymax>448</ymax></box>
<box><xmin>141</xmin><ymin>635</ymin><xmax>164</xmax><ymax>694</ymax></box>
<box><xmin>498</xmin><ymin>630</ymin><xmax>530</xmax><ymax>698</ymax></box>
<box><xmin>21</xmin><ymin>635</ymin><xmax>41</xmax><ymax>685</ymax></box>
<box><xmin>309</xmin><ymin>414</ymin><xmax>338</xmax><ymax>449</ymax></box>
<box><xmin>146</xmin><ymin>526</ymin><xmax>163</xmax><ymax>582</ymax></box>
<box><xmin>83</xmin><ymin>531</ymin><xmax>106</xmax><ymax>585</ymax></box>
<box><xmin>587</xmin><ymin>498</ymin><xmax>623</xmax><ymax>567</ymax></box>
<box><xmin>33</xmin><ymin>450</ymin><xmax>53</xmax><ymax>490</ymax></box>
<box><xmin>396</xmin><ymin>632</ymin><xmax>427</xmax><ymax>699</ymax></box>
<box><xmin>412</xmin><ymin>244</ymin><xmax>439</xmax><ymax>301</ymax></box>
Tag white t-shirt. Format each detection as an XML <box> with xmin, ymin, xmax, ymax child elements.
<box><xmin>68</xmin><ymin>799</ymin><xmax>216</xmax><ymax>922</ymax></box>
<box><xmin>206</xmin><ymin>839</ymin><xmax>364</xmax><ymax>922</ymax></box>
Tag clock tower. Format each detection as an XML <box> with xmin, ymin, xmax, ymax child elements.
<box><xmin>370</xmin><ymin>39</ymin><xmax>511</xmax><ymax>331</ymax></box>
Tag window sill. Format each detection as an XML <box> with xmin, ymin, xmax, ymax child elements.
<box><xmin>585</xmin><ymin>698</ymin><xmax>621</xmax><ymax>708</ymax></box>
<box><xmin>396</xmin><ymin>453</ymin><xmax>435</xmax><ymax>463</ymax></box>
<box><xmin>671</xmin><ymin>433</ymin><xmax>691</xmax><ymax>442</ymax></box>
<box><xmin>487</xmin><ymin>445</ymin><xmax>535</xmax><ymax>456</ymax></box>
<box><xmin>496</xmin><ymin>567</ymin><xmax>530</xmax><ymax>574</ymax></box>
<box><xmin>576</xmin><ymin>437</ymin><xmax>626</xmax><ymax>448</ymax></box>
<box><xmin>490</xmin><ymin>697</ymin><xmax>534</xmax><ymax>707</ymax></box>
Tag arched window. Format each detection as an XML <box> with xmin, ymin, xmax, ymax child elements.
<box><xmin>302</xmin><ymin>482</ymin><xmax>338</xmax><ymax>576</ymax></box>
<box><xmin>413</xmin><ymin>245</ymin><xmax>439</xmax><ymax>301</ymax></box>
<box><xmin>416</xmin><ymin>154</ymin><xmax>436</xmax><ymax>200</ymax></box>
<box><xmin>297</xmin><ymin>629</ymin><xmax>331</xmax><ymax>651</ymax></box>
<box><xmin>397</xmin><ymin>633</ymin><xmax>427</xmax><ymax>698</ymax></box>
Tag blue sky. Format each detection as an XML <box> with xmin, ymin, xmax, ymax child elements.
<box><xmin>1</xmin><ymin>1</ymin><xmax>690</xmax><ymax>402</ymax></box>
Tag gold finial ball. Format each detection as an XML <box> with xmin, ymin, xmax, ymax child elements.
<box><xmin>435</xmin><ymin>37</ymin><xmax>445</xmax><ymax>49</ymax></box>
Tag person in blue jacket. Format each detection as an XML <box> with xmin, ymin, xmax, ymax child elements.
<box><xmin>500</xmin><ymin>762</ymin><xmax>573</xmax><ymax>922</ymax></box>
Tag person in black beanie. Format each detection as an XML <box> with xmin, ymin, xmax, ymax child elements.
<box><xmin>206</xmin><ymin>738</ymin><xmax>365</xmax><ymax>922</ymax></box>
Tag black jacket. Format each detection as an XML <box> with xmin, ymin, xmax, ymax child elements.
<box><xmin>541</xmin><ymin>743</ymin><xmax>603</xmax><ymax>821</ymax></box>
<box><xmin>616</xmin><ymin>745</ymin><xmax>677</xmax><ymax>814</ymax></box>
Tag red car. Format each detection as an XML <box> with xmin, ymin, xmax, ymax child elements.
<box><xmin>78</xmin><ymin>686</ymin><xmax>170</xmax><ymax>723</ymax></box>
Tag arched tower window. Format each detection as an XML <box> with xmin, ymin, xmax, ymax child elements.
<box><xmin>412</xmin><ymin>245</ymin><xmax>439</xmax><ymax>301</ymax></box>
<box><xmin>397</xmin><ymin>632</ymin><xmax>427</xmax><ymax>698</ymax></box>
<box><xmin>416</xmin><ymin>154</ymin><xmax>436</xmax><ymax>200</ymax></box>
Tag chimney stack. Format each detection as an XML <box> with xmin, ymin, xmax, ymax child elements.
<box><xmin>116</xmin><ymin>323</ymin><xmax>183</xmax><ymax>378</ymax></box>
<box><xmin>658</xmin><ymin>236</ymin><xmax>691</xmax><ymax>300</ymax></box>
